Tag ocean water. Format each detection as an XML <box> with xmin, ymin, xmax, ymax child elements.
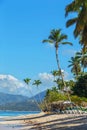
<box><xmin>0</xmin><ymin>111</ymin><xmax>40</xmax><ymax>117</ymax></box>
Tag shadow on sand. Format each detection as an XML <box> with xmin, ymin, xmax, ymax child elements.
<box><xmin>3</xmin><ymin>113</ymin><xmax>87</xmax><ymax>130</ymax></box>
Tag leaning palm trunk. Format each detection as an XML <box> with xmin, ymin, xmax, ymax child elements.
<box><xmin>37</xmin><ymin>86</ymin><xmax>42</xmax><ymax>104</ymax></box>
<box><xmin>56</xmin><ymin>48</ymin><xmax>71</xmax><ymax>102</ymax></box>
<box><xmin>55</xmin><ymin>48</ymin><xmax>66</xmax><ymax>88</ymax></box>
<box><xmin>27</xmin><ymin>86</ymin><xmax>43</xmax><ymax>112</ymax></box>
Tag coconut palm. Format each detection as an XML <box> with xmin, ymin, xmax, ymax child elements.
<box><xmin>33</xmin><ymin>80</ymin><xmax>42</xmax><ymax>104</ymax></box>
<box><xmin>65</xmin><ymin>0</ymin><xmax>87</xmax><ymax>50</ymax></box>
<box><xmin>51</xmin><ymin>70</ymin><xmax>64</xmax><ymax>89</ymax></box>
<box><xmin>33</xmin><ymin>80</ymin><xmax>49</xmax><ymax>111</ymax></box>
<box><xmin>51</xmin><ymin>70</ymin><xmax>62</xmax><ymax>79</ymax></box>
<box><xmin>76</xmin><ymin>51</ymin><xmax>87</xmax><ymax>72</ymax></box>
<box><xmin>24</xmin><ymin>78</ymin><xmax>31</xmax><ymax>85</ymax></box>
<box><xmin>68</xmin><ymin>56</ymin><xmax>81</xmax><ymax>77</ymax></box>
<box><xmin>24</xmin><ymin>78</ymin><xmax>41</xmax><ymax>111</ymax></box>
<box><xmin>54</xmin><ymin>78</ymin><xmax>64</xmax><ymax>90</ymax></box>
<box><xmin>42</xmin><ymin>29</ymin><xmax>72</xmax><ymax>88</ymax></box>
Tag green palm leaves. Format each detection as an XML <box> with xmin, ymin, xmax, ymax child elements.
<box><xmin>65</xmin><ymin>0</ymin><xmax>87</xmax><ymax>50</ymax></box>
<box><xmin>68</xmin><ymin>56</ymin><xmax>81</xmax><ymax>76</ymax></box>
<box><xmin>24</xmin><ymin>78</ymin><xmax>31</xmax><ymax>85</ymax></box>
<box><xmin>43</xmin><ymin>29</ymin><xmax>72</xmax><ymax>88</ymax></box>
<box><xmin>43</xmin><ymin>29</ymin><xmax>72</xmax><ymax>49</ymax></box>
<box><xmin>68</xmin><ymin>50</ymin><xmax>87</xmax><ymax>76</ymax></box>
<box><xmin>76</xmin><ymin>51</ymin><xmax>87</xmax><ymax>72</ymax></box>
<box><xmin>33</xmin><ymin>80</ymin><xmax>42</xmax><ymax>87</ymax></box>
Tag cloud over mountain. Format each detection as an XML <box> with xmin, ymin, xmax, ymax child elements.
<box><xmin>0</xmin><ymin>71</ymin><xmax>71</xmax><ymax>97</ymax></box>
<box><xmin>0</xmin><ymin>74</ymin><xmax>29</xmax><ymax>96</ymax></box>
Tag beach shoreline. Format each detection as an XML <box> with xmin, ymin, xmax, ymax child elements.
<box><xmin>0</xmin><ymin>112</ymin><xmax>87</xmax><ymax>130</ymax></box>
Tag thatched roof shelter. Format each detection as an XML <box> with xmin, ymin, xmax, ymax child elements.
<box><xmin>49</xmin><ymin>101</ymin><xmax>75</xmax><ymax>112</ymax></box>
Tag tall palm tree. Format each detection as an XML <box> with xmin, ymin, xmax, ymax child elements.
<box><xmin>24</xmin><ymin>78</ymin><xmax>41</xmax><ymax>111</ymax></box>
<box><xmin>33</xmin><ymin>80</ymin><xmax>42</xmax><ymax>104</ymax></box>
<box><xmin>65</xmin><ymin>0</ymin><xmax>87</xmax><ymax>50</ymax></box>
<box><xmin>43</xmin><ymin>29</ymin><xmax>72</xmax><ymax>88</ymax></box>
<box><xmin>76</xmin><ymin>51</ymin><xmax>87</xmax><ymax>72</ymax></box>
<box><xmin>68</xmin><ymin>56</ymin><xmax>81</xmax><ymax>77</ymax></box>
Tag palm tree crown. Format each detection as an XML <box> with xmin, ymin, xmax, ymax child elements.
<box><xmin>68</xmin><ymin>56</ymin><xmax>81</xmax><ymax>76</ymax></box>
<box><xmin>65</xmin><ymin>0</ymin><xmax>87</xmax><ymax>50</ymax></box>
<box><xmin>43</xmin><ymin>29</ymin><xmax>72</xmax><ymax>49</ymax></box>
<box><xmin>24</xmin><ymin>78</ymin><xmax>31</xmax><ymax>85</ymax></box>
<box><xmin>42</xmin><ymin>29</ymin><xmax>72</xmax><ymax>87</ymax></box>
<box><xmin>33</xmin><ymin>80</ymin><xmax>42</xmax><ymax>87</ymax></box>
<box><xmin>76</xmin><ymin>51</ymin><xmax>87</xmax><ymax>72</ymax></box>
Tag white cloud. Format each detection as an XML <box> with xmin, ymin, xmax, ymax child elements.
<box><xmin>39</xmin><ymin>72</ymin><xmax>54</xmax><ymax>81</ymax></box>
<box><xmin>62</xmin><ymin>49</ymin><xmax>76</xmax><ymax>56</ymax></box>
<box><xmin>38</xmin><ymin>72</ymin><xmax>55</xmax><ymax>90</ymax></box>
<box><xmin>0</xmin><ymin>74</ymin><xmax>30</xmax><ymax>96</ymax></box>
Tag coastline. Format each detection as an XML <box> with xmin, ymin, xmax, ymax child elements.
<box><xmin>0</xmin><ymin>112</ymin><xmax>87</xmax><ymax>130</ymax></box>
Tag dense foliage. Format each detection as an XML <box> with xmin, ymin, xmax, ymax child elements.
<box><xmin>72</xmin><ymin>73</ymin><xmax>87</xmax><ymax>97</ymax></box>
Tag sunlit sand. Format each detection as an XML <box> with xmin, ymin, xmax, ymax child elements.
<box><xmin>0</xmin><ymin>112</ymin><xmax>87</xmax><ymax>130</ymax></box>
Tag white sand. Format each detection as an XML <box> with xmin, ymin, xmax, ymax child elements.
<box><xmin>0</xmin><ymin>112</ymin><xmax>87</xmax><ymax>130</ymax></box>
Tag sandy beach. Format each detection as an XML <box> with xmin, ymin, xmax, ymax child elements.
<box><xmin>0</xmin><ymin>112</ymin><xmax>87</xmax><ymax>130</ymax></box>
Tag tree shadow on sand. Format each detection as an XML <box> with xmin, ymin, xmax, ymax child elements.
<box><xmin>3</xmin><ymin>114</ymin><xmax>87</xmax><ymax>130</ymax></box>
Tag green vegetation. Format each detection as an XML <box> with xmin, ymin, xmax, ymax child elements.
<box><xmin>72</xmin><ymin>73</ymin><xmax>87</xmax><ymax>98</ymax></box>
<box><xmin>24</xmin><ymin>1</ymin><xmax>87</xmax><ymax>111</ymax></box>
<box><xmin>65</xmin><ymin>0</ymin><xmax>87</xmax><ymax>51</ymax></box>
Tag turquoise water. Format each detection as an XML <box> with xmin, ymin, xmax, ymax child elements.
<box><xmin>0</xmin><ymin>111</ymin><xmax>40</xmax><ymax>117</ymax></box>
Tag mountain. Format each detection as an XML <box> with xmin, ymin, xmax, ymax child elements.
<box><xmin>30</xmin><ymin>90</ymin><xmax>46</xmax><ymax>102</ymax></box>
<box><xmin>0</xmin><ymin>92</ymin><xmax>40</xmax><ymax>111</ymax></box>
<box><xmin>0</xmin><ymin>91</ymin><xmax>47</xmax><ymax>111</ymax></box>
<box><xmin>0</xmin><ymin>92</ymin><xmax>29</xmax><ymax>105</ymax></box>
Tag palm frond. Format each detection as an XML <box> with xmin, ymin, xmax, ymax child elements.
<box><xmin>66</xmin><ymin>18</ymin><xmax>77</xmax><ymax>28</ymax></box>
<box><xmin>61</xmin><ymin>42</ymin><xmax>73</xmax><ymax>46</ymax></box>
<box><xmin>42</xmin><ymin>39</ymin><xmax>53</xmax><ymax>44</ymax></box>
<box><xmin>58</xmin><ymin>34</ymin><xmax>67</xmax><ymax>42</ymax></box>
<box><xmin>68</xmin><ymin>64</ymin><xmax>73</xmax><ymax>68</ymax></box>
<box><xmin>65</xmin><ymin>0</ymin><xmax>80</xmax><ymax>17</ymax></box>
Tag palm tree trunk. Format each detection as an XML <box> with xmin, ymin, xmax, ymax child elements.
<box><xmin>55</xmin><ymin>48</ymin><xmax>66</xmax><ymax>88</ymax></box>
<box><xmin>37</xmin><ymin>86</ymin><xmax>42</xmax><ymax>104</ymax></box>
<box><xmin>37</xmin><ymin>86</ymin><xmax>48</xmax><ymax>111</ymax></box>
<box><xmin>55</xmin><ymin>48</ymin><xmax>71</xmax><ymax>102</ymax></box>
<box><xmin>27</xmin><ymin>86</ymin><xmax>43</xmax><ymax>111</ymax></box>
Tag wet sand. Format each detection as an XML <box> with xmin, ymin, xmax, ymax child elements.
<box><xmin>0</xmin><ymin>112</ymin><xmax>87</xmax><ymax>130</ymax></box>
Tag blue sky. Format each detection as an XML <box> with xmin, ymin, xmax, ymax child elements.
<box><xmin>0</xmin><ymin>0</ymin><xmax>81</xmax><ymax>96</ymax></box>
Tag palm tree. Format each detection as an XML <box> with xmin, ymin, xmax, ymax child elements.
<box><xmin>76</xmin><ymin>51</ymin><xmax>87</xmax><ymax>72</ymax></box>
<box><xmin>24</xmin><ymin>78</ymin><xmax>41</xmax><ymax>111</ymax></box>
<box><xmin>54</xmin><ymin>78</ymin><xmax>64</xmax><ymax>90</ymax></box>
<box><xmin>24</xmin><ymin>78</ymin><xmax>31</xmax><ymax>85</ymax></box>
<box><xmin>33</xmin><ymin>80</ymin><xmax>42</xmax><ymax>104</ymax></box>
<box><xmin>43</xmin><ymin>29</ymin><xmax>72</xmax><ymax>88</ymax></box>
<box><xmin>51</xmin><ymin>70</ymin><xmax>62</xmax><ymax>79</ymax></box>
<box><xmin>68</xmin><ymin>56</ymin><xmax>81</xmax><ymax>77</ymax></box>
<box><xmin>51</xmin><ymin>70</ymin><xmax>64</xmax><ymax>89</ymax></box>
<box><xmin>65</xmin><ymin>0</ymin><xmax>87</xmax><ymax>50</ymax></box>
<box><xmin>33</xmin><ymin>80</ymin><xmax>48</xmax><ymax>111</ymax></box>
